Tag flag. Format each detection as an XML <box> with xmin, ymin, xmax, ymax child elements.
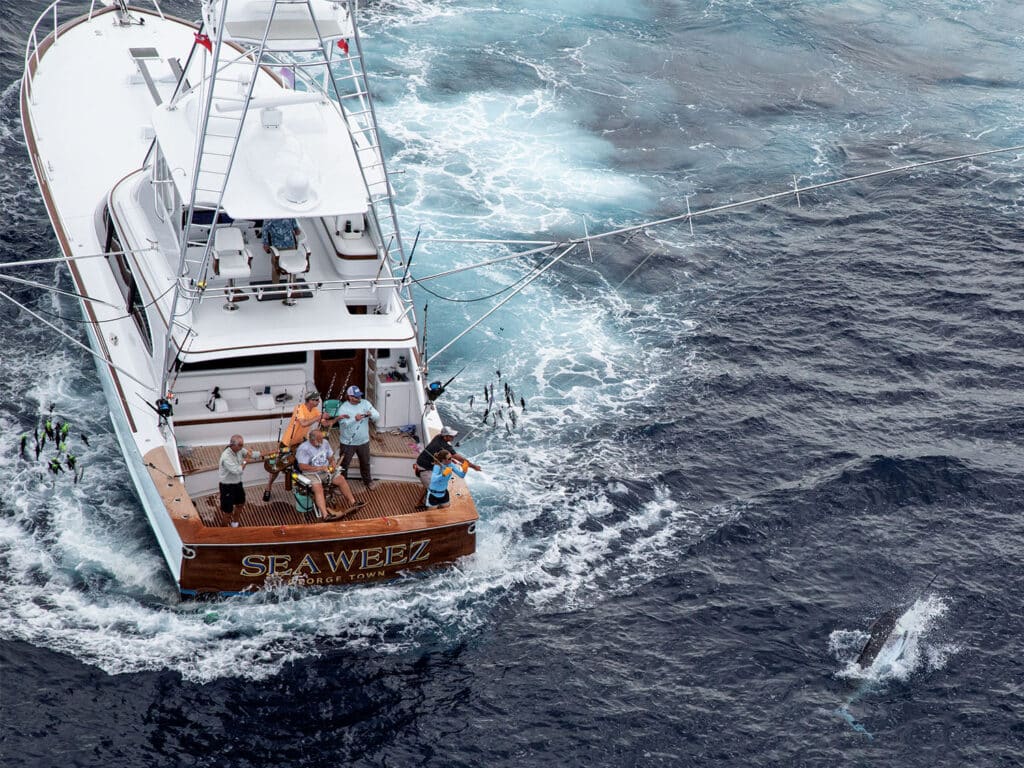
<box><xmin>337</xmin><ymin>39</ymin><xmax>349</xmax><ymax>54</ymax></box>
<box><xmin>195</xmin><ymin>32</ymin><xmax>213</xmax><ymax>53</ymax></box>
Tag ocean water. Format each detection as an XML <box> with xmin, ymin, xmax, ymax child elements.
<box><xmin>2</xmin><ymin>0</ymin><xmax>1024</xmax><ymax>765</ymax></box>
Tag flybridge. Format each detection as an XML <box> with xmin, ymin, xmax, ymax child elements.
<box><xmin>206</xmin><ymin>0</ymin><xmax>354</xmax><ymax>49</ymax></box>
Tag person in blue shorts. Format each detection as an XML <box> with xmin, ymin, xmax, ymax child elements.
<box><xmin>424</xmin><ymin>449</ymin><xmax>467</xmax><ymax>509</ymax></box>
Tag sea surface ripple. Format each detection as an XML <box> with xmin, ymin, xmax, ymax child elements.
<box><xmin>1</xmin><ymin>1</ymin><xmax>1023</xmax><ymax>766</ymax></box>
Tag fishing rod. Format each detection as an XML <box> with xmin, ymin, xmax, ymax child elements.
<box><xmin>426</xmin><ymin>365</ymin><xmax>466</xmax><ymax>402</ymax></box>
<box><xmin>401</xmin><ymin>228</ymin><xmax>421</xmax><ymax>284</ymax></box>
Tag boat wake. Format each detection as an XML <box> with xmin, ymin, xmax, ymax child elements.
<box><xmin>0</xmin><ymin>248</ymin><xmax>727</xmax><ymax>681</ymax></box>
<box><xmin>0</xmin><ymin>0</ymin><xmax>731</xmax><ymax>683</ymax></box>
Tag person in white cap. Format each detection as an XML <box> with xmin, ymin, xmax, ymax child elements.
<box><xmin>337</xmin><ymin>385</ymin><xmax>380</xmax><ymax>489</ymax></box>
<box><xmin>414</xmin><ymin>425</ymin><xmax>481</xmax><ymax>491</ymax></box>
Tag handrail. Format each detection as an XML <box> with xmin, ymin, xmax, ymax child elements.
<box><xmin>23</xmin><ymin>1</ymin><xmax>165</xmax><ymax>102</ymax></box>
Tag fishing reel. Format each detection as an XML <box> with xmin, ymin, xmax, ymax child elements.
<box><xmin>427</xmin><ymin>381</ymin><xmax>445</xmax><ymax>401</ymax></box>
<box><xmin>426</xmin><ymin>365</ymin><xmax>465</xmax><ymax>402</ymax></box>
<box><xmin>264</xmin><ymin>452</ymin><xmax>296</xmax><ymax>474</ymax></box>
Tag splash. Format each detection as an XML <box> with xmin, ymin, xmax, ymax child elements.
<box><xmin>829</xmin><ymin>595</ymin><xmax>957</xmax><ymax>738</ymax></box>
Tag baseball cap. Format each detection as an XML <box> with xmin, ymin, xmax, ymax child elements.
<box><xmin>347</xmin><ymin>385</ymin><xmax>363</xmax><ymax>398</ymax></box>
<box><xmin>304</xmin><ymin>390</ymin><xmax>321</xmax><ymax>401</ymax></box>
<box><xmin>440</xmin><ymin>426</ymin><xmax>458</xmax><ymax>437</ymax></box>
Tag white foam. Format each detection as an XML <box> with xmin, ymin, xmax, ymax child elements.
<box><xmin>831</xmin><ymin>595</ymin><xmax>955</xmax><ymax>683</ymax></box>
<box><xmin>0</xmin><ymin>3</ymin><xmax>727</xmax><ymax>683</ymax></box>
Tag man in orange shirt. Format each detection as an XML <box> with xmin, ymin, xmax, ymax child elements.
<box><xmin>262</xmin><ymin>391</ymin><xmax>339</xmax><ymax>501</ymax></box>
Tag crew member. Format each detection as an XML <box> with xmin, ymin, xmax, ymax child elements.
<box><xmin>337</xmin><ymin>385</ymin><xmax>380</xmax><ymax>490</ymax></box>
<box><xmin>424</xmin><ymin>449</ymin><xmax>467</xmax><ymax>509</ymax></box>
<box><xmin>219</xmin><ymin>434</ymin><xmax>261</xmax><ymax>527</ymax></box>
<box><xmin>295</xmin><ymin>429</ymin><xmax>361</xmax><ymax>520</ymax></box>
<box><xmin>264</xmin><ymin>391</ymin><xmax>338</xmax><ymax>501</ymax></box>
<box><xmin>414</xmin><ymin>425</ymin><xmax>481</xmax><ymax>491</ymax></box>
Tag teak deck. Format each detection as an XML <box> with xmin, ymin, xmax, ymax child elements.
<box><xmin>178</xmin><ymin>428</ymin><xmax>419</xmax><ymax>475</ymax></box>
<box><xmin>194</xmin><ymin>478</ymin><xmax>428</xmax><ymax>527</ymax></box>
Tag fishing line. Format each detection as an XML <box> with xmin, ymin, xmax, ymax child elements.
<box><xmin>0</xmin><ymin>247</ymin><xmax>158</xmax><ymax>270</ymax></box>
<box><xmin>0</xmin><ymin>288</ymin><xmax>154</xmax><ymax>389</ymax></box>
<box><xmin>427</xmin><ymin>242</ymin><xmax>578</xmax><ymax>364</ymax></box>
<box><xmin>0</xmin><ymin>272</ymin><xmax>121</xmax><ymax>309</ymax></box>
<box><xmin>12</xmin><ymin>280</ymin><xmax>178</xmax><ymax>325</ymax></box>
<box><xmin>410</xmin><ymin>261</ymin><xmax>548</xmax><ymax>303</ymax></box>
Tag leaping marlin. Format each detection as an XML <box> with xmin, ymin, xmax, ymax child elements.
<box><xmin>855</xmin><ymin>607</ymin><xmax>907</xmax><ymax>669</ymax></box>
<box><xmin>835</xmin><ymin>595</ymin><xmax>932</xmax><ymax>740</ymax></box>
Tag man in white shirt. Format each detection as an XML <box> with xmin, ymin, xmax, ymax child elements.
<box><xmin>296</xmin><ymin>429</ymin><xmax>362</xmax><ymax>520</ymax></box>
<box><xmin>218</xmin><ymin>434</ymin><xmax>261</xmax><ymax>526</ymax></box>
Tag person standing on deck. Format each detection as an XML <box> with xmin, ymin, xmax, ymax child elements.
<box><xmin>295</xmin><ymin>429</ymin><xmax>361</xmax><ymax>520</ymax></box>
<box><xmin>263</xmin><ymin>391</ymin><xmax>339</xmax><ymax>502</ymax></box>
<box><xmin>219</xmin><ymin>435</ymin><xmax>262</xmax><ymax>527</ymax></box>
<box><xmin>414</xmin><ymin>426</ymin><xmax>481</xmax><ymax>491</ymax></box>
<box><xmin>424</xmin><ymin>450</ymin><xmax>467</xmax><ymax>509</ymax></box>
<box><xmin>337</xmin><ymin>385</ymin><xmax>380</xmax><ymax>490</ymax></box>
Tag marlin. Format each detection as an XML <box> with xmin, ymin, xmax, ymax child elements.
<box><xmin>835</xmin><ymin>586</ymin><xmax>939</xmax><ymax>740</ymax></box>
<box><xmin>855</xmin><ymin>607</ymin><xmax>909</xmax><ymax>669</ymax></box>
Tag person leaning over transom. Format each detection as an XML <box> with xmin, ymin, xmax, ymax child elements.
<box><xmin>337</xmin><ymin>385</ymin><xmax>380</xmax><ymax>490</ymax></box>
<box><xmin>423</xmin><ymin>449</ymin><xmax>467</xmax><ymax>509</ymax></box>
<box><xmin>219</xmin><ymin>434</ymin><xmax>261</xmax><ymax>527</ymax></box>
<box><xmin>263</xmin><ymin>390</ymin><xmax>339</xmax><ymax>501</ymax></box>
<box><xmin>414</xmin><ymin>425</ymin><xmax>481</xmax><ymax>491</ymax></box>
<box><xmin>295</xmin><ymin>429</ymin><xmax>362</xmax><ymax>520</ymax></box>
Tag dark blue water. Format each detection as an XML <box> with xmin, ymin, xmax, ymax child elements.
<box><xmin>3</xmin><ymin>1</ymin><xmax>1024</xmax><ymax>765</ymax></box>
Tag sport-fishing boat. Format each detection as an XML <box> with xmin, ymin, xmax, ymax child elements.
<box><xmin>20</xmin><ymin>0</ymin><xmax>478</xmax><ymax>596</ymax></box>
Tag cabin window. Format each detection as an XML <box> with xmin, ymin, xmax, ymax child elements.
<box><xmin>103</xmin><ymin>207</ymin><xmax>153</xmax><ymax>353</ymax></box>
<box><xmin>319</xmin><ymin>349</ymin><xmax>358</xmax><ymax>361</ymax></box>
<box><xmin>177</xmin><ymin>351</ymin><xmax>307</xmax><ymax>373</ymax></box>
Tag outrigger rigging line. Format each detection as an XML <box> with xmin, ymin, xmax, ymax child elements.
<box><xmin>422</xmin><ymin>142</ymin><xmax>1024</xmax><ymax>361</ymax></box>
<box><xmin>0</xmin><ymin>288</ymin><xmax>154</xmax><ymax>389</ymax></box>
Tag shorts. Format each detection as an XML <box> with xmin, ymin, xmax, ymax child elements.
<box><xmin>219</xmin><ymin>482</ymin><xmax>246</xmax><ymax>514</ymax></box>
<box><xmin>426</xmin><ymin>489</ymin><xmax>450</xmax><ymax>508</ymax></box>
<box><xmin>305</xmin><ymin>470</ymin><xmax>335</xmax><ymax>485</ymax></box>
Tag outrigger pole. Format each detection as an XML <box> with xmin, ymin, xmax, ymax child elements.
<box><xmin>421</xmin><ymin>142</ymin><xmax>1024</xmax><ymax>362</ymax></box>
<box><xmin>0</xmin><ymin>289</ymin><xmax>153</xmax><ymax>389</ymax></box>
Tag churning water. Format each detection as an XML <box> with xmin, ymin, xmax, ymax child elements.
<box><xmin>2</xmin><ymin>1</ymin><xmax>1023</xmax><ymax>765</ymax></box>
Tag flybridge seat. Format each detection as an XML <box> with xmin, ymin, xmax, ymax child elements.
<box><xmin>327</xmin><ymin>214</ymin><xmax>376</xmax><ymax>259</ymax></box>
<box><xmin>268</xmin><ymin>230</ymin><xmax>310</xmax><ymax>306</ymax></box>
<box><xmin>214</xmin><ymin>226</ymin><xmax>252</xmax><ymax>310</ymax></box>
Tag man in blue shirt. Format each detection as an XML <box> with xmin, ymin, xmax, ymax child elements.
<box><xmin>337</xmin><ymin>385</ymin><xmax>380</xmax><ymax>490</ymax></box>
<box><xmin>262</xmin><ymin>218</ymin><xmax>300</xmax><ymax>251</ymax></box>
<box><xmin>295</xmin><ymin>429</ymin><xmax>361</xmax><ymax>519</ymax></box>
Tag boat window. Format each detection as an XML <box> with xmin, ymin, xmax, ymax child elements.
<box><xmin>178</xmin><ymin>351</ymin><xmax>307</xmax><ymax>372</ymax></box>
<box><xmin>103</xmin><ymin>207</ymin><xmax>153</xmax><ymax>354</ymax></box>
<box><xmin>319</xmin><ymin>349</ymin><xmax>358</xmax><ymax>361</ymax></box>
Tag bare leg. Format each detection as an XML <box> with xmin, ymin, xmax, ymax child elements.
<box><xmin>331</xmin><ymin>474</ymin><xmax>356</xmax><ymax>506</ymax></box>
<box><xmin>310</xmin><ymin>482</ymin><xmax>327</xmax><ymax>518</ymax></box>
